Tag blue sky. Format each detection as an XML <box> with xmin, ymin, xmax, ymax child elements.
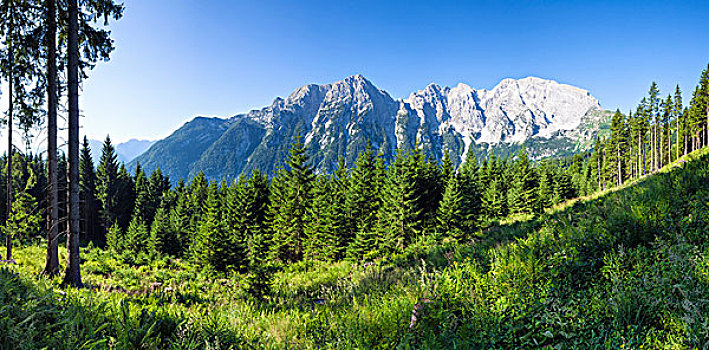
<box><xmin>80</xmin><ymin>0</ymin><xmax>709</xmax><ymax>143</ymax></box>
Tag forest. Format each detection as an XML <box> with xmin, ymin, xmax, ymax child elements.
<box><xmin>1</xmin><ymin>0</ymin><xmax>709</xmax><ymax>348</ymax></box>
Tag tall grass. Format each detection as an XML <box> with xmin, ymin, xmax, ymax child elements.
<box><xmin>1</xmin><ymin>148</ymin><xmax>708</xmax><ymax>349</ymax></box>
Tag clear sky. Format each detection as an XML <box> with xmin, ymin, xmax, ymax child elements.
<box><xmin>78</xmin><ymin>0</ymin><xmax>709</xmax><ymax>144</ymax></box>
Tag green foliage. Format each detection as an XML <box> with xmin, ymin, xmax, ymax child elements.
<box><xmin>5</xmin><ymin>168</ymin><xmax>41</xmax><ymax>242</ymax></box>
<box><xmin>1</xmin><ymin>148</ymin><xmax>709</xmax><ymax>348</ymax></box>
<box><xmin>269</xmin><ymin>137</ymin><xmax>315</xmax><ymax>263</ymax></box>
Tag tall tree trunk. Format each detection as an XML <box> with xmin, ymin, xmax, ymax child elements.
<box><xmin>656</xmin><ymin>124</ymin><xmax>665</xmax><ymax>169</ymax></box>
<box><xmin>638</xmin><ymin>133</ymin><xmax>645</xmax><ymax>176</ymax></box>
<box><xmin>43</xmin><ymin>0</ymin><xmax>59</xmax><ymax>276</ymax></box>
<box><xmin>676</xmin><ymin>116</ymin><xmax>680</xmax><ymax>161</ymax></box>
<box><xmin>5</xmin><ymin>28</ymin><xmax>13</xmax><ymax>261</ymax></box>
<box><xmin>705</xmin><ymin>107</ymin><xmax>708</xmax><ymax>148</ymax></box>
<box><xmin>616</xmin><ymin>144</ymin><xmax>621</xmax><ymax>186</ymax></box>
<box><xmin>63</xmin><ymin>0</ymin><xmax>82</xmax><ymax>287</ymax></box>
<box><xmin>597</xmin><ymin>153</ymin><xmax>601</xmax><ymax>189</ymax></box>
<box><xmin>665</xmin><ymin>121</ymin><xmax>672</xmax><ymax>164</ymax></box>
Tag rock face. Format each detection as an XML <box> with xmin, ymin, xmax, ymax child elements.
<box><xmin>132</xmin><ymin>75</ymin><xmax>610</xmax><ymax>181</ymax></box>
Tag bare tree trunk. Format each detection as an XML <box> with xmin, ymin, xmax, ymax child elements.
<box><xmin>617</xmin><ymin>144</ymin><xmax>622</xmax><ymax>186</ymax></box>
<box><xmin>43</xmin><ymin>0</ymin><xmax>59</xmax><ymax>276</ymax></box>
<box><xmin>650</xmin><ymin>125</ymin><xmax>654</xmax><ymax>172</ymax></box>
<box><xmin>597</xmin><ymin>152</ymin><xmax>601</xmax><ymax>189</ymax></box>
<box><xmin>640</xmin><ymin>136</ymin><xmax>643</xmax><ymax>177</ymax></box>
<box><xmin>676</xmin><ymin>116</ymin><xmax>680</xmax><ymax>161</ymax></box>
<box><xmin>5</xmin><ymin>15</ymin><xmax>14</xmax><ymax>261</ymax></box>
<box><xmin>705</xmin><ymin>107</ymin><xmax>708</xmax><ymax>147</ymax></box>
<box><xmin>656</xmin><ymin>124</ymin><xmax>665</xmax><ymax>169</ymax></box>
<box><xmin>63</xmin><ymin>0</ymin><xmax>82</xmax><ymax>287</ymax></box>
<box><xmin>665</xmin><ymin>120</ymin><xmax>672</xmax><ymax>164</ymax></box>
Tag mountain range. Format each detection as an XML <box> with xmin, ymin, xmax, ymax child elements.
<box><xmin>132</xmin><ymin>75</ymin><xmax>611</xmax><ymax>181</ymax></box>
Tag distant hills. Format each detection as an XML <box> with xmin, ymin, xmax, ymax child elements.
<box><xmin>131</xmin><ymin>75</ymin><xmax>612</xmax><ymax>181</ymax></box>
<box><xmin>89</xmin><ymin>138</ymin><xmax>155</xmax><ymax>165</ymax></box>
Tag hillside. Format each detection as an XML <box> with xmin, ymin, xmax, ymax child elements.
<box><xmin>2</xmin><ymin>148</ymin><xmax>708</xmax><ymax>349</ymax></box>
<box><xmin>132</xmin><ymin>75</ymin><xmax>612</xmax><ymax>180</ymax></box>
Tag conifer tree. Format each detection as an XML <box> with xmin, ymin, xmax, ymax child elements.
<box><xmin>481</xmin><ymin>154</ymin><xmax>507</xmax><ymax>220</ymax></box>
<box><xmin>270</xmin><ymin>137</ymin><xmax>314</xmax><ymax>263</ymax></box>
<box><xmin>79</xmin><ymin>136</ymin><xmax>101</xmax><ymax>245</ymax></box>
<box><xmin>674</xmin><ymin>85</ymin><xmax>684</xmax><ymax>159</ymax></box>
<box><xmin>507</xmin><ymin>150</ymin><xmax>537</xmax><ymax>215</ymax></box>
<box><xmin>149</xmin><ymin>204</ymin><xmax>179</xmax><ymax>257</ymax></box>
<box><xmin>194</xmin><ymin>182</ymin><xmax>234</xmax><ymax>271</ymax></box>
<box><xmin>648</xmin><ymin>82</ymin><xmax>661</xmax><ymax>171</ymax></box>
<box><xmin>305</xmin><ymin>176</ymin><xmax>336</xmax><ymax>261</ymax></box>
<box><xmin>459</xmin><ymin>148</ymin><xmax>481</xmax><ymax>231</ymax></box>
<box><xmin>347</xmin><ymin>146</ymin><xmax>381</xmax><ymax>259</ymax></box>
<box><xmin>124</xmin><ymin>215</ymin><xmax>149</xmax><ymax>257</ymax></box>
<box><xmin>5</xmin><ymin>167</ymin><xmax>41</xmax><ymax>242</ymax></box>
<box><xmin>552</xmin><ymin>167</ymin><xmax>575</xmax><ymax>204</ymax></box>
<box><xmin>437</xmin><ymin>173</ymin><xmax>466</xmax><ymax>240</ymax></box>
<box><xmin>96</xmin><ymin>136</ymin><xmax>119</xmax><ymax>229</ymax></box>
<box><xmin>114</xmin><ymin>164</ymin><xmax>135</xmax><ymax>229</ymax></box>
<box><xmin>377</xmin><ymin>149</ymin><xmax>421</xmax><ymax>253</ymax></box>
<box><xmin>536</xmin><ymin>161</ymin><xmax>553</xmax><ymax>210</ymax></box>
<box><xmin>243</xmin><ymin>170</ymin><xmax>270</xmax><ymax>263</ymax></box>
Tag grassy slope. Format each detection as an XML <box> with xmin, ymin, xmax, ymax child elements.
<box><xmin>2</xmin><ymin>148</ymin><xmax>709</xmax><ymax>349</ymax></box>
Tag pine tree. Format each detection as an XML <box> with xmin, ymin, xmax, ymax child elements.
<box><xmin>243</xmin><ymin>170</ymin><xmax>271</xmax><ymax>263</ymax></box>
<box><xmin>648</xmin><ymin>82</ymin><xmax>661</xmax><ymax>172</ymax></box>
<box><xmin>114</xmin><ymin>164</ymin><xmax>135</xmax><ymax>230</ymax></box>
<box><xmin>269</xmin><ymin>137</ymin><xmax>314</xmax><ymax>263</ymax></box>
<box><xmin>149</xmin><ymin>204</ymin><xmax>179</xmax><ymax>257</ymax></box>
<box><xmin>377</xmin><ymin>149</ymin><xmax>422</xmax><ymax>253</ymax></box>
<box><xmin>506</xmin><ymin>149</ymin><xmax>537</xmax><ymax>215</ymax></box>
<box><xmin>79</xmin><ymin>136</ymin><xmax>101</xmax><ymax>245</ymax></box>
<box><xmin>124</xmin><ymin>215</ymin><xmax>149</xmax><ymax>257</ymax></box>
<box><xmin>194</xmin><ymin>182</ymin><xmax>235</xmax><ymax>271</ymax></box>
<box><xmin>347</xmin><ymin>146</ymin><xmax>381</xmax><ymax>259</ymax></box>
<box><xmin>608</xmin><ymin>110</ymin><xmax>628</xmax><ymax>185</ymax></box>
<box><xmin>536</xmin><ymin>161</ymin><xmax>553</xmax><ymax>210</ymax></box>
<box><xmin>131</xmin><ymin>165</ymin><xmax>150</xmax><ymax>222</ymax></box>
<box><xmin>437</xmin><ymin>173</ymin><xmax>466</xmax><ymax>240</ymax></box>
<box><xmin>105</xmin><ymin>221</ymin><xmax>123</xmax><ymax>252</ymax></box>
<box><xmin>481</xmin><ymin>154</ymin><xmax>507</xmax><ymax>220</ymax></box>
<box><xmin>221</xmin><ymin>175</ymin><xmax>249</xmax><ymax>271</ymax></box>
<box><xmin>552</xmin><ymin>167</ymin><xmax>575</xmax><ymax>204</ymax></box>
<box><xmin>459</xmin><ymin>148</ymin><xmax>481</xmax><ymax>231</ymax></box>
<box><xmin>305</xmin><ymin>176</ymin><xmax>335</xmax><ymax>261</ymax></box>
<box><xmin>96</xmin><ymin>136</ymin><xmax>119</xmax><ymax>229</ymax></box>
<box><xmin>5</xmin><ymin>168</ymin><xmax>41</xmax><ymax>242</ymax></box>
<box><xmin>674</xmin><ymin>85</ymin><xmax>684</xmax><ymax>159</ymax></box>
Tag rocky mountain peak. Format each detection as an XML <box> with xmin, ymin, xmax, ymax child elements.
<box><xmin>133</xmin><ymin>75</ymin><xmax>610</xmax><ymax>180</ymax></box>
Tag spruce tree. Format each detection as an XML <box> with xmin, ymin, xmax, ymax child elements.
<box><xmin>269</xmin><ymin>137</ymin><xmax>314</xmax><ymax>263</ymax></box>
<box><xmin>536</xmin><ymin>161</ymin><xmax>553</xmax><ymax>210</ymax></box>
<box><xmin>96</xmin><ymin>136</ymin><xmax>119</xmax><ymax>230</ymax></box>
<box><xmin>459</xmin><ymin>148</ymin><xmax>481</xmax><ymax>231</ymax></box>
<box><xmin>5</xmin><ymin>168</ymin><xmax>41</xmax><ymax>242</ymax></box>
<box><xmin>377</xmin><ymin>149</ymin><xmax>421</xmax><ymax>253</ymax></box>
<box><xmin>673</xmin><ymin>85</ymin><xmax>684</xmax><ymax>159</ymax></box>
<box><xmin>79</xmin><ymin>137</ymin><xmax>101</xmax><ymax>245</ymax></box>
<box><xmin>149</xmin><ymin>204</ymin><xmax>179</xmax><ymax>257</ymax></box>
<box><xmin>506</xmin><ymin>150</ymin><xmax>537</xmax><ymax>215</ymax></box>
<box><xmin>347</xmin><ymin>146</ymin><xmax>381</xmax><ymax>259</ymax></box>
<box><xmin>437</xmin><ymin>173</ymin><xmax>466</xmax><ymax>241</ymax></box>
<box><xmin>194</xmin><ymin>182</ymin><xmax>234</xmax><ymax>271</ymax></box>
